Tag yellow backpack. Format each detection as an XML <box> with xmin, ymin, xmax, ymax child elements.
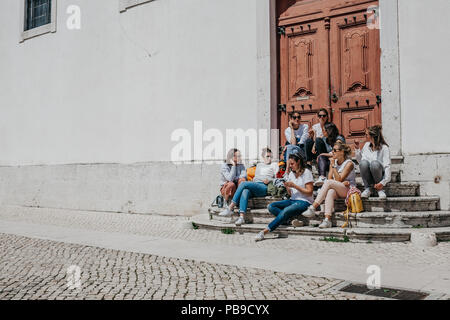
<box><xmin>342</xmin><ymin>186</ymin><xmax>364</xmax><ymax>228</ymax></box>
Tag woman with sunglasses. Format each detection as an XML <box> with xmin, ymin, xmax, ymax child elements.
<box><xmin>305</xmin><ymin>108</ymin><xmax>330</xmax><ymax>164</ymax></box>
<box><xmin>219</xmin><ymin>148</ymin><xmax>247</xmax><ymax>206</ymax></box>
<box><xmin>220</xmin><ymin>148</ymin><xmax>279</xmax><ymax>226</ymax></box>
<box><xmin>303</xmin><ymin>142</ymin><xmax>356</xmax><ymax>229</ymax></box>
<box><xmin>255</xmin><ymin>153</ymin><xmax>314</xmax><ymax>241</ymax></box>
<box><xmin>355</xmin><ymin>125</ymin><xmax>391</xmax><ymax>199</ymax></box>
<box><xmin>283</xmin><ymin>111</ymin><xmax>310</xmax><ymax>166</ymax></box>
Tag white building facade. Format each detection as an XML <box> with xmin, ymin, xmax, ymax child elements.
<box><xmin>0</xmin><ymin>0</ymin><xmax>449</xmax><ymax>216</ymax></box>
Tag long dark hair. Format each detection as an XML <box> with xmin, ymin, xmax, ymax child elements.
<box><xmin>288</xmin><ymin>152</ymin><xmax>306</xmax><ymax>175</ymax></box>
<box><xmin>325</xmin><ymin>123</ymin><xmax>340</xmax><ymax>146</ymax></box>
<box><xmin>368</xmin><ymin>125</ymin><xmax>388</xmax><ymax>150</ymax></box>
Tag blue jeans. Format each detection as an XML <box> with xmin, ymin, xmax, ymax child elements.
<box><xmin>267</xmin><ymin>199</ymin><xmax>310</xmax><ymax>232</ymax></box>
<box><xmin>232</xmin><ymin>181</ymin><xmax>268</xmax><ymax>213</ymax></box>
<box><xmin>284</xmin><ymin>144</ymin><xmax>306</xmax><ymax>163</ymax></box>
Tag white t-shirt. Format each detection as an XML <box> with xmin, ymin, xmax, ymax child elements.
<box><xmin>312</xmin><ymin>123</ymin><xmax>324</xmax><ymax>139</ymax></box>
<box><xmin>253</xmin><ymin>162</ymin><xmax>279</xmax><ymax>183</ymax></box>
<box><xmin>334</xmin><ymin>159</ymin><xmax>356</xmax><ymax>187</ymax></box>
<box><xmin>284</xmin><ymin>124</ymin><xmax>309</xmax><ymax>145</ymax></box>
<box><xmin>287</xmin><ymin>169</ymin><xmax>314</xmax><ymax>203</ymax></box>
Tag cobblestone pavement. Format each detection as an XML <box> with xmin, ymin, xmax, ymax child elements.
<box><xmin>0</xmin><ymin>233</ymin><xmax>379</xmax><ymax>300</ymax></box>
<box><xmin>1</xmin><ymin>206</ymin><xmax>450</xmax><ymax>268</ymax></box>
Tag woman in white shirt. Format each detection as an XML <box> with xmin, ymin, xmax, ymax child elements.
<box><xmin>220</xmin><ymin>148</ymin><xmax>279</xmax><ymax>227</ymax></box>
<box><xmin>283</xmin><ymin>111</ymin><xmax>310</xmax><ymax>166</ymax></box>
<box><xmin>303</xmin><ymin>142</ymin><xmax>356</xmax><ymax>229</ymax></box>
<box><xmin>355</xmin><ymin>125</ymin><xmax>391</xmax><ymax>199</ymax></box>
<box><xmin>255</xmin><ymin>152</ymin><xmax>314</xmax><ymax>241</ymax></box>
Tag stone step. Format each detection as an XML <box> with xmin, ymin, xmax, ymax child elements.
<box><xmin>313</xmin><ymin>182</ymin><xmax>420</xmax><ymax>197</ymax></box>
<box><xmin>246</xmin><ymin>196</ymin><xmax>440</xmax><ymax>212</ymax></box>
<box><xmin>192</xmin><ymin>214</ymin><xmax>450</xmax><ymax>243</ymax></box>
<box><xmin>208</xmin><ymin>208</ymin><xmax>450</xmax><ymax>229</ymax></box>
<box><xmin>312</xmin><ymin>168</ymin><xmax>401</xmax><ymax>183</ymax></box>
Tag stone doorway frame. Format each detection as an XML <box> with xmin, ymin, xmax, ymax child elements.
<box><xmin>257</xmin><ymin>0</ymin><xmax>402</xmax><ymax>156</ymax></box>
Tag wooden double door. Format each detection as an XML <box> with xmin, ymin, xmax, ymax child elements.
<box><xmin>278</xmin><ymin>0</ymin><xmax>381</xmax><ymax>147</ymax></box>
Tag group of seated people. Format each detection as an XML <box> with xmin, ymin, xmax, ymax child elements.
<box><xmin>218</xmin><ymin>109</ymin><xmax>391</xmax><ymax>242</ymax></box>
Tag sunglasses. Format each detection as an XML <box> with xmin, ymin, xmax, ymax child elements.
<box><xmin>318</xmin><ymin>114</ymin><xmax>328</xmax><ymax>118</ymax></box>
<box><xmin>292</xmin><ymin>116</ymin><xmax>301</xmax><ymax>120</ymax></box>
<box><xmin>333</xmin><ymin>148</ymin><xmax>341</xmax><ymax>152</ymax></box>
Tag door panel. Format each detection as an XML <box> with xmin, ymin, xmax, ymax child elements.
<box><xmin>278</xmin><ymin>0</ymin><xmax>381</xmax><ymax>148</ymax></box>
<box><xmin>279</xmin><ymin>19</ymin><xmax>329</xmax><ymax>146</ymax></box>
<box><xmin>329</xmin><ymin>5</ymin><xmax>381</xmax><ymax>145</ymax></box>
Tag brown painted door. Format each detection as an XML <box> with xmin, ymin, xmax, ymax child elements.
<box><xmin>278</xmin><ymin>0</ymin><xmax>381</xmax><ymax>147</ymax></box>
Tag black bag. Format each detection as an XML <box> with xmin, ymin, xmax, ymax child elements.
<box><xmin>211</xmin><ymin>195</ymin><xmax>224</xmax><ymax>208</ymax></box>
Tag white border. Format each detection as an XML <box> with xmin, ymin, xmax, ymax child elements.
<box><xmin>20</xmin><ymin>0</ymin><xmax>57</xmax><ymax>43</ymax></box>
<box><xmin>119</xmin><ymin>0</ymin><xmax>154</xmax><ymax>13</ymax></box>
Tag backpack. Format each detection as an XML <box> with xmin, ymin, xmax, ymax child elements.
<box><xmin>211</xmin><ymin>195</ymin><xmax>224</xmax><ymax>208</ymax></box>
<box><xmin>341</xmin><ymin>186</ymin><xmax>363</xmax><ymax>228</ymax></box>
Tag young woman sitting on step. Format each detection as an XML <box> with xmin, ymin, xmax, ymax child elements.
<box><xmin>303</xmin><ymin>142</ymin><xmax>356</xmax><ymax>229</ymax></box>
<box><xmin>219</xmin><ymin>148</ymin><xmax>247</xmax><ymax>206</ymax></box>
<box><xmin>315</xmin><ymin>123</ymin><xmax>346</xmax><ymax>187</ymax></box>
<box><xmin>254</xmin><ymin>152</ymin><xmax>314</xmax><ymax>242</ymax></box>
<box><xmin>355</xmin><ymin>125</ymin><xmax>391</xmax><ymax>199</ymax></box>
<box><xmin>304</xmin><ymin>108</ymin><xmax>330</xmax><ymax>165</ymax></box>
<box><xmin>220</xmin><ymin>148</ymin><xmax>279</xmax><ymax>227</ymax></box>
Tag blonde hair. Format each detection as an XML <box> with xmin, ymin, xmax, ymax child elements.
<box><xmin>334</xmin><ymin>141</ymin><xmax>352</xmax><ymax>159</ymax></box>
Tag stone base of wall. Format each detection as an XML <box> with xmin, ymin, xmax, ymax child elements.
<box><xmin>0</xmin><ymin>154</ymin><xmax>448</xmax><ymax>216</ymax></box>
<box><xmin>401</xmin><ymin>154</ymin><xmax>450</xmax><ymax>210</ymax></box>
<box><xmin>0</xmin><ymin>162</ymin><xmax>220</xmax><ymax>217</ymax></box>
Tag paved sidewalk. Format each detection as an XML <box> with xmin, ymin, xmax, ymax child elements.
<box><xmin>0</xmin><ymin>233</ymin><xmax>377</xmax><ymax>300</ymax></box>
<box><xmin>0</xmin><ymin>205</ymin><xmax>449</xmax><ymax>299</ymax></box>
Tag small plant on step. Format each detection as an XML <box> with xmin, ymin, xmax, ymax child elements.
<box><xmin>320</xmin><ymin>236</ymin><xmax>350</xmax><ymax>243</ymax></box>
<box><xmin>192</xmin><ymin>222</ymin><xmax>199</xmax><ymax>230</ymax></box>
<box><xmin>221</xmin><ymin>228</ymin><xmax>235</xmax><ymax>235</ymax></box>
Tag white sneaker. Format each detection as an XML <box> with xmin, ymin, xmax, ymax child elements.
<box><xmin>235</xmin><ymin>216</ymin><xmax>245</xmax><ymax>226</ymax></box>
<box><xmin>378</xmin><ymin>190</ymin><xmax>387</xmax><ymax>199</ymax></box>
<box><xmin>361</xmin><ymin>188</ymin><xmax>371</xmax><ymax>199</ymax></box>
<box><xmin>219</xmin><ymin>208</ymin><xmax>233</xmax><ymax>217</ymax></box>
<box><xmin>314</xmin><ymin>176</ymin><xmax>326</xmax><ymax>187</ymax></box>
<box><xmin>255</xmin><ymin>231</ymin><xmax>265</xmax><ymax>242</ymax></box>
<box><xmin>319</xmin><ymin>219</ymin><xmax>332</xmax><ymax>229</ymax></box>
<box><xmin>302</xmin><ymin>205</ymin><xmax>316</xmax><ymax>218</ymax></box>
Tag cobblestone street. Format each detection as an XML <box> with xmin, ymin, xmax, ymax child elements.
<box><xmin>0</xmin><ymin>233</ymin><xmax>378</xmax><ymax>300</ymax></box>
<box><xmin>1</xmin><ymin>206</ymin><xmax>449</xmax><ymax>300</ymax></box>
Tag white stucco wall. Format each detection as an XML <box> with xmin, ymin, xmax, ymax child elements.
<box><xmin>0</xmin><ymin>0</ymin><xmax>263</xmax><ymax>166</ymax></box>
<box><xmin>398</xmin><ymin>0</ymin><xmax>450</xmax><ymax>155</ymax></box>
<box><xmin>1</xmin><ymin>0</ymin><xmax>449</xmax><ymax>214</ymax></box>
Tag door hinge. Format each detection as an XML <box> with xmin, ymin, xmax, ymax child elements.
<box><xmin>376</xmin><ymin>95</ymin><xmax>382</xmax><ymax>104</ymax></box>
<box><xmin>278</xmin><ymin>104</ymin><xmax>286</xmax><ymax>112</ymax></box>
<box><xmin>277</xmin><ymin>26</ymin><xmax>286</xmax><ymax>36</ymax></box>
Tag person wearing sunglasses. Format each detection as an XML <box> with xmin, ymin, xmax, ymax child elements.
<box><xmin>220</xmin><ymin>148</ymin><xmax>279</xmax><ymax>227</ymax></box>
<box><xmin>302</xmin><ymin>142</ymin><xmax>356</xmax><ymax>229</ymax></box>
<box><xmin>283</xmin><ymin>111</ymin><xmax>309</xmax><ymax>167</ymax></box>
<box><xmin>305</xmin><ymin>108</ymin><xmax>330</xmax><ymax>165</ymax></box>
<box><xmin>255</xmin><ymin>152</ymin><xmax>314</xmax><ymax>241</ymax></box>
<box><xmin>355</xmin><ymin>125</ymin><xmax>391</xmax><ymax>199</ymax></box>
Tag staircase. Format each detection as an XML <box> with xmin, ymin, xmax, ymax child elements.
<box><xmin>193</xmin><ymin>157</ymin><xmax>450</xmax><ymax>243</ymax></box>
